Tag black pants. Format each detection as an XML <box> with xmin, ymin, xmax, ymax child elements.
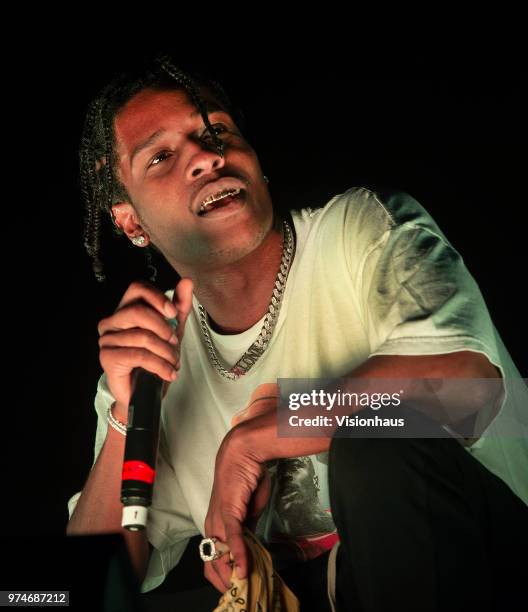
<box><xmin>327</xmin><ymin>402</ymin><xmax>528</xmax><ymax>612</ymax></box>
<box><xmin>143</xmin><ymin>403</ymin><xmax>528</xmax><ymax>611</ymax></box>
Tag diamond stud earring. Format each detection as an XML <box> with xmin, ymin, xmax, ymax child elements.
<box><xmin>263</xmin><ymin>175</ymin><xmax>270</xmax><ymax>184</ymax></box>
<box><xmin>131</xmin><ymin>235</ymin><xmax>146</xmax><ymax>246</ymax></box>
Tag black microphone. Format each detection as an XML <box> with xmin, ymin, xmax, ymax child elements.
<box><xmin>120</xmin><ymin>368</ymin><xmax>163</xmax><ymax>531</ymax></box>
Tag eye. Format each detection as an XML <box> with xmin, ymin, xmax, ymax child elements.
<box><xmin>200</xmin><ymin>123</ymin><xmax>228</xmax><ymax>142</ymax></box>
<box><xmin>149</xmin><ymin>151</ymin><xmax>172</xmax><ymax>167</ymax></box>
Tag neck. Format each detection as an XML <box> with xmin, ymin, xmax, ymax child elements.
<box><xmin>188</xmin><ymin>214</ymin><xmax>289</xmax><ymax>335</ymax></box>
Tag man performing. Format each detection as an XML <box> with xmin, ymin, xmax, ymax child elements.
<box><xmin>66</xmin><ymin>54</ymin><xmax>528</xmax><ymax>611</ymax></box>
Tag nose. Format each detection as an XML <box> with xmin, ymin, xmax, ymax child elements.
<box><xmin>186</xmin><ymin>141</ymin><xmax>226</xmax><ymax>181</ymax></box>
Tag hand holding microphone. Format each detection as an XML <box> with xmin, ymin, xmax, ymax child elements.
<box><xmin>97</xmin><ymin>278</ymin><xmax>194</xmax><ymax>419</ymax></box>
<box><xmin>96</xmin><ymin>277</ymin><xmax>194</xmax><ymax>529</ymax></box>
<box><xmin>120</xmin><ymin>367</ymin><xmax>163</xmax><ymax>530</ymax></box>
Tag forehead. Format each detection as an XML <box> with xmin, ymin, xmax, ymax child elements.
<box><xmin>114</xmin><ymin>87</ymin><xmax>228</xmax><ymax>153</ymax></box>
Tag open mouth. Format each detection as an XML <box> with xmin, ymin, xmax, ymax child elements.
<box><xmin>197</xmin><ymin>189</ymin><xmax>245</xmax><ymax>218</ymax></box>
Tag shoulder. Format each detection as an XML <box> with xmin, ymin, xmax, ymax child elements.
<box><xmin>293</xmin><ymin>186</ymin><xmax>449</xmax><ymax>257</ymax></box>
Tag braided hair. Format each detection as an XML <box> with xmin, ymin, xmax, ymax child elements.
<box><xmin>79</xmin><ymin>53</ymin><xmax>247</xmax><ymax>283</ymax></box>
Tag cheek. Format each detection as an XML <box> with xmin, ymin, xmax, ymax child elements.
<box><xmin>138</xmin><ymin>177</ymin><xmax>183</xmax><ymax>211</ymax></box>
<box><xmin>242</xmin><ymin>144</ymin><xmax>260</xmax><ymax>167</ymax></box>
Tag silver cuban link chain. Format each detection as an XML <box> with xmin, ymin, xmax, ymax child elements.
<box><xmin>196</xmin><ymin>219</ymin><xmax>295</xmax><ymax>380</ymax></box>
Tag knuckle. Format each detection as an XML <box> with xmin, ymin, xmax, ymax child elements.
<box><xmin>99</xmin><ymin>347</ymin><xmax>117</xmax><ymax>370</ymax></box>
<box><xmin>128</xmin><ymin>302</ymin><xmax>145</xmax><ymax>317</ymax></box>
<box><xmin>99</xmin><ymin>346</ymin><xmax>111</xmax><ymax>359</ymax></box>
<box><xmin>142</xmin><ymin>331</ymin><xmax>173</xmax><ymax>360</ymax></box>
<box><xmin>165</xmin><ymin>363</ymin><xmax>176</xmax><ymax>378</ymax></box>
<box><xmin>129</xmin><ymin>346</ymin><xmax>147</xmax><ymax>363</ymax></box>
<box><xmin>97</xmin><ymin>318</ymin><xmax>107</xmax><ymax>336</ymax></box>
<box><xmin>98</xmin><ymin>351</ymin><xmax>108</xmax><ymax>368</ymax></box>
<box><xmin>138</xmin><ymin>328</ymin><xmax>155</xmax><ymax>345</ymax></box>
<box><xmin>165</xmin><ymin>353</ymin><xmax>177</xmax><ymax>369</ymax></box>
<box><xmin>129</xmin><ymin>279</ymin><xmax>147</xmax><ymax>292</ymax></box>
<box><xmin>131</xmin><ymin>302</ymin><xmax>155</xmax><ymax>325</ymax></box>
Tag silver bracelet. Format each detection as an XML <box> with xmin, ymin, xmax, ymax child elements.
<box><xmin>107</xmin><ymin>402</ymin><xmax>127</xmax><ymax>436</ymax></box>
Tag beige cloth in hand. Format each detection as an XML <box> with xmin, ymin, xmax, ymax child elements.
<box><xmin>213</xmin><ymin>528</ymin><xmax>299</xmax><ymax>612</ymax></box>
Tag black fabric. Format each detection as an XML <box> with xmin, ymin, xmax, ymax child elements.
<box><xmin>1</xmin><ymin>533</ymin><xmax>144</xmax><ymax>611</ymax></box>
<box><xmin>279</xmin><ymin>549</ymin><xmax>332</xmax><ymax>611</ymax></box>
<box><xmin>140</xmin><ymin>534</ymin><xmax>331</xmax><ymax>611</ymax></box>
<box><xmin>328</xmin><ymin>402</ymin><xmax>528</xmax><ymax>612</ymax></box>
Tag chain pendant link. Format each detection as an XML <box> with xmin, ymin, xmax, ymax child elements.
<box><xmin>196</xmin><ymin>220</ymin><xmax>295</xmax><ymax>380</ymax></box>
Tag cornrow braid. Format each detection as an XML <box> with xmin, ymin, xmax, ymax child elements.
<box><xmin>79</xmin><ymin>54</ymin><xmax>246</xmax><ymax>283</ymax></box>
<box><xmin>80</xmin><ymin>99</ymin><xmax>107</xmax><ymax>282</ymax></box>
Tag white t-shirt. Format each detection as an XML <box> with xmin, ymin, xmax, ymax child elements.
<box><xmin>68</xmin><ymin>186</ymin><xmax>528</xmax><ymax>594</ymax></box>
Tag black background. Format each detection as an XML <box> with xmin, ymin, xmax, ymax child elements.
<box><xmin>4</xmin><ymin>42</ymin><xmax>525</xmax><ymax>542</ymax></box>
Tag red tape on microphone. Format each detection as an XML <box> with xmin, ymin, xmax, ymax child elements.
<box><xmin>122</xmin><ymin>460</ymin><xmax>156</xmax><ymax>484</ymax></box>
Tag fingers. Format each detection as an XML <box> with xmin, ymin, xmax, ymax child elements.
<box><xmin>97</xmin><ymin>279</ymin><xmax>191</xmax><ymax>407</ymax></box>
<box><xmin>98</xmin><ymin>302</ymin><xmax>176</xmax><ymax>341</ymax></box>
<box><xmin>202</xmin><ymin>516</ymin><xmax>244</xmax><ymax>592</ymax></box>
<box><xmin>97</xmin><ymin>304</ymin><xmax>179</xmax><ymax>388</ymax></box>
<box><xmin>116</xmin><ymin>279</ymin><xmax>178</xmax><ymax>319</ymax></box>
<box><xmin>171</xmin><ymin>277</ymin><xmax>194</xmax><ymax>343</ymax></box>
<box><xmin>204</xmin><ymin>560</ymin><xmax>230</xmax><ymax>593</ymax></box>
<box><xmin>224</xmin><ymin>517</ymin><xmax>249</xmax><ymax>580</ymax></box>
<box><xmin>216</xmin><ymin>556</ymin><xmax>234</xmax><ymax>590</ymax></box>
<box><xmin>99</xmin><ymin>346</ymin><xmax>179</xmax><ymax>384</ymax></box>
<box><xmin>99</xmin><ymin>328</ymin><xmax>180</xmax><ymax>370</ymax></box>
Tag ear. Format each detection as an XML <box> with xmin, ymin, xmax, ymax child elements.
<box><xmin>111</xmin><ymin>202</ymin><xmax>150</xmax><ymax>246</ymax></box>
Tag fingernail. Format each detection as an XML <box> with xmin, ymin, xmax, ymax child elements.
<box><xmin>169</xmin><ymin>333</ymin><xmax>178</xmax><ymax>345</ymax></box>
<box><xmin>170</xmin><ymin>369</ymin><xmax>178</xmax><ymax>380</ymax></box>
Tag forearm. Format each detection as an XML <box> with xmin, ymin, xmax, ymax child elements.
<box><xmin>238</xmin><ymin>351</ymin><xmax>501</xmax><ymax>463</ymax></box>
<box><xmin>66</xmin><ymin>406</ymin><xmax>150</xmax><ymax>583</ymax></box>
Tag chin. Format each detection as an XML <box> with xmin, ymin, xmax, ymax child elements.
<box><xmin>214</xmin><ymin>221</ymin><xmax>272</xmax><ymax>264</ymax></box>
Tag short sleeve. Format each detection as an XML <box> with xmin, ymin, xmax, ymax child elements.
<box><xmin>337</xmin><ymin>188</ymin><xmax>527</xmax><ymax>503</ymax></box>
<box><xmin>360</xmin><ymin>214</ymin><xmax>501</xmax><ymax>370</ymax></box>
<box><xmin>66</xmin><ymin>372</ymin><xmax>199</xmax><ymax>594</ymax></box>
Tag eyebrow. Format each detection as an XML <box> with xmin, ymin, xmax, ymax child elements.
<box><xmin>130</xmin><ymin>101</ymin><xmax>230</xmax><ymax>167</ymax></box>
<box><xmin>130</xmin><ymin>128</ymin><xmax>166</xmax><ymax>166</ymax></box>
<box><xmin>191</xmin><ymin>100</ymin><xmax>227</xmax><ymax>117</ymax></box>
